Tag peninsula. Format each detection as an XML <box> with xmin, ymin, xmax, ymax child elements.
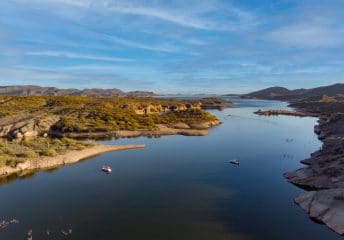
<box><xmin>0</xmin><ymin>91</ymin><xmax>225</xmax><ymax>177</ymax></box>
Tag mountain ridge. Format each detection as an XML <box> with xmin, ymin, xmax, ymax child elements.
<box><xmin>0</xmin><ymin>85</ymin><xmax>155</xmax><ymax>97</ymax></box>
<box><xmin>242</xmin><ymin>83</ymin><xmax>344</xmax><ymax>100</ymax></box>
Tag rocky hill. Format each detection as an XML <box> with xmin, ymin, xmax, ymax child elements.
<box><xmin>0</xmin><ymin>85</ymin><xmax>155</xmax><ymax>97</ymax></box>
<box><xmin>242</xmin><ymin>83</ymin><xmax>344</xmax><ymax>100</ymax></box>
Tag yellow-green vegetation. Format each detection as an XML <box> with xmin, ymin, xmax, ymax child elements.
<box><xmin>290</xmin><ymin>96</ymin><xmax>344</xmax><ymax>114</ymax></box>
<box><xmin>153</xmin><ymin>109</ymin><xmax>217</xmax><ymax>124</ymax></box>
<box><xmin>0</xmin><ymin>137</ymin><xmax>94</xmax><ymax>168</ymax></box>
<box><xmin>0</xmin><ymin>95</ymin><xmax>218</xmax><ymax>133</ymax></box>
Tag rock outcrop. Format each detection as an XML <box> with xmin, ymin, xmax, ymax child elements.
<box><xmin>283</xmin><ymin>114</ymin><xmax>344</xmax><ymax>235</ymax></box>
<box><xmin>284</xmin><ymin>114</ymin><xmax>344</xmax><ymax>190</ymax></box>
<box><xmin>254</xmin><ymin>109</ymin><xmax>309</xmax><ymax>117</ymax></box>
<box><xmin>295</xmin><ymin>188</ymin><xmax>344</xmax><ymax>235</ymax></box>
<box><xmin>0</xmin><ymin>115</ymin><xmax>60</xmax><ymax>139</ymax></box>
<box><xmin>189</xmin><ymin>120</ymin><xmax>221</xmax><ymax>129</ymax></box>
<box><xmin>246</xmin><ymin>86</ymin><xmax>344</xmax><ymax>235</ymax></box>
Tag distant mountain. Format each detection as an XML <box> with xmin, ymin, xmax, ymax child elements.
<box><xmin>0</xmin><ymin>85</ymin><xmax>155</xmax><ymax>97</ymax></box>
<box><xmin>242</xmin><ymin>83</ymin><xmax>344</xmax><ymax>100</ymax></box>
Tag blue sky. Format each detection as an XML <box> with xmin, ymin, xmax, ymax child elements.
<box><xmin>0</xmin><ymin>0</ymin><xmax>343</xmax><ymax>93</ymax></box>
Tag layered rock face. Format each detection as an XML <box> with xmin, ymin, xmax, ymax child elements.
<box><xmin>295</xmin><ymin>189</ymin><xmax>344</xmax><ymax>235</ymax></box>
<box><xmin>285</xmin><ymin>114</ymin><xmax>344</xmax><ymax>190</ymax></box>
<box><xmin>246</xmin><ymin>84</ymin><xmax>344</xmax><ymax>235</ymax></box>
<box><xmin>254</xmin><ymin>109</ymin><xmax>308</xmax><ymax>117</ymax></box>
<box><xmin>0</xmin><ymin>115</ymin><xmax>60</xmax><ymax>139</ymax></box>
<box><xmin>284</xmin><ymin>113</ymin><xmax>344</xmax><ymax>235</ymax></box>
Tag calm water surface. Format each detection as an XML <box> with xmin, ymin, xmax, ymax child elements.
<box><xmin>0</xmin><ymin>98</ymin><xmax>341</xmax><ymax>240</ymax></box>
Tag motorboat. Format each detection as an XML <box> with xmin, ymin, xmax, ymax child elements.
<box><xmin>229</xmin><ymin>159</ymin><xmax>240</xmax><ymax>165</ymax></box>
<box><xmin>101</xmin><ymin>165</ymin><xmax>112</xmax><ymax>173</ymax></box>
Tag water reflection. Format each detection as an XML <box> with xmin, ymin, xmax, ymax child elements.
<box><xmin>0</xmin><ymin>98</ymin><xmax>341</xmax><ymax>240</ymax></box>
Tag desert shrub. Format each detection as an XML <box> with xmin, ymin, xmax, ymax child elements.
<box><xmin>61</xmin><ymin>137</ymin><xmax>76</xmax><ymax>145</ymax></box>
<box><xmin>0</xmin><ymin>157</ymin><xmax>7</xmax><ymax>168</ymax></box>
<box><xmin>42</xmin><ymin>148</ymin><xmax>57</xmax><ymax>157</ymax></box>
<box><xmin>74</xmin><ymin>144</ymin><xmax>86</xmax><ymax>150</ymax></box>
<box><xmin>23</xmin><ymin>150</ymin><xmax>37</xmax><ymax>158</ymax></box>
<box><xmin>51</xmin><ymin>138</ymin><xmax>62</xmax><ymax>145</ymax></box>
<box><xmin>0</xmin><ymin>139</ymin><xmax>6</xmax><ymax>147</ymax></box>
<box><xmin>3</xmin><ymin>147</ymin><xmax>15</xmax><ymax>155</ymax></box>
<box><xmin>3</xmin><ymin>157</ymin><xmax>24</xmax><ymax>168</ymax></box>
<box><xmin>22</xmin><ymin>138</ymin><xmax>36</xmax><ymax>147</ymax></box>
<box><xmin>6</xmin><ymin>158</ymin><xmax>17</xmax><ymax>168</ymax></box>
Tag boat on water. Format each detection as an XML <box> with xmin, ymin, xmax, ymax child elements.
<box><xmin>229</xmin><ymin>159</ymin><xmax>240</xmax><ymax>165</ymax></box>
<box><xmin>101</xmin><ymin>165</ymin><xmax>112</xmax><ymax>173</ymax></box>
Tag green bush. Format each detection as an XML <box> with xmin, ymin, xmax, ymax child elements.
<box><xmin>6</xmin><ymin>158</ymin><xmax>17</xmax><ymax>168</ymax></box>
<box><xmin>0</xmin><ymin>139</ymin><xmax>6</xmax><ymax>148</ymax></box>
<box><xmin>3</xmin><ymin>147</ymin><xmax>15</xmax><ymax>155</ymax></box>
<box><xmin>23</xmin><ymin>150</ymin><xmax>37</xmax><ymax>158</ymax></box>
<box><xmin>22</xmin><ymin>138</ymin><xmax>36</xmax><ymax>147</ymax></box>
<box><xmin>42</xmin><ymin>148</ymin><xmax>57</xmax><ymax>157</ymax></box>
<box><xmin>61</xmin><ymin>137</ymin><xmax>76</xmax><ymax>145</ymax></box>
<box><xmin>0</xmin><ymin>157</ymin><xmax>7</xmax><ymax>168</ymax></box>
<box><xmin>74</xmin><ymin>144</ymin><xmax>86</xmax><ymax>150</ymax></box>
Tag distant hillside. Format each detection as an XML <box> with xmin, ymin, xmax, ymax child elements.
<box><xmin>0</xmin><ymin>85</ymin><xmax>155</xmax><ymax>97</ymax></box>
<box><xmin>242</xmin><ymin>83</ymin><xmax>344</xmax><ymax>100</ymax></box>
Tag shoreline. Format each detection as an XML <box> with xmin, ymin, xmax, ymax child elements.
<box><xmin>50</xmin><ymin>122</ymin><xmax>221</xmax><ymax>139</ymax></box>
<box><xmin>0</xmin><ymin>144</ymin><xmax>145</xmax><ymax>177</ymax></box>
<box><xmin>0</xmin><ymin>120</ymin><xmax>221</xmax><ymax>179</ymax></box>
<box><xmin>255</xmin><ymin>104</ymin><xmax>344</xmax><ymax>235</ymax></box>
<box><xmin>254</xmin><ymin>109</ymin><xmax>315</xmax><ymax>117</ymax></box>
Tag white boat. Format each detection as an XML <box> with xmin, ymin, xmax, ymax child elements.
<box><xmin>101</xmin><ymin>165</ymin><xmax>112</xmax><ymax>173</ymax></box>
<box><xmin>229</xmin><ymin>159</ymin><xmax>240</xmax><ymax>165</ymax></box>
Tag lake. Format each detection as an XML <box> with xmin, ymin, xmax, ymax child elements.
<box><xmin>0</xmin><ymin>98</ymin><xmax>341</xmax><ymax>240</ymax></box>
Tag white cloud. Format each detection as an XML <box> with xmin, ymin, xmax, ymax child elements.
<box><xmin>25</xmin><ymin>51</ymin><xmax>134</xmax><ymax>62</ymax></box>
<box><xmin>104</xmin><ymin>34</ymin><xmax>180</xmax><ymax>53</ymax></box>
<box><xmin>0</xmin><ymin>66</ymin><xmax>155</xmax><ymax>90</ymax></box>
<box><xmin>15</xmin><ymin>0</ymin><xmax>255</xmax><ymax>31</ymax></box>
<box><xmin>20</xmin><ymin>0</ymin><xmax>215</xmax><ymax>29</ymax></box>
<box><xmin>267</xmin><ymin>23</ymin><xmax>344</xmax><ymax>48</ymax></box>
<box><xmin>106</xmin><ymin>5</ymin><xmax>214</xmax><ymax>30</ymax></box>
<box><xmin>30</xmin><ymin>0</ymin><xmax>92</xmax><ymax>8</ymax></box>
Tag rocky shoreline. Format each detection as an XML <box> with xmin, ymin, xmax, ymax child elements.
<box><xmin>0</xmin><ymin>144</ymin><xmax>145</xmax><ymax>177</ymax></box>
<box><xmin>51</xmin><ymin>121</ymin><xmax>221</xmax><ymax>139</ymax></box>
<box><xmin>254</xmin><ymin>109</ymin><xmax>311</xmax><ymax>117</ymax></box>
<box><xmin>256</xmin><ymin>106</ymin><xmax>344</xmax><ymax>235</ymax></box>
